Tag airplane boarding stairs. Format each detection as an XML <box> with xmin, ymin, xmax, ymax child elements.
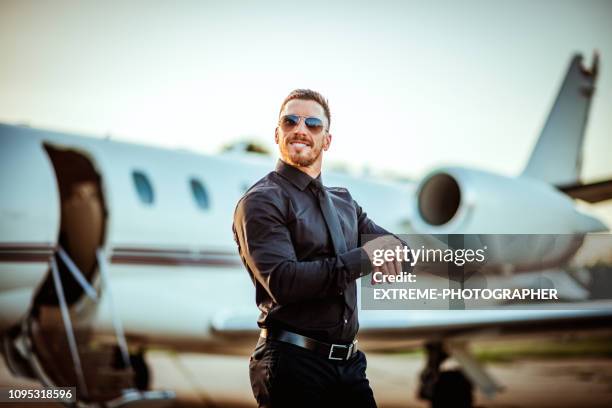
<box><xmin>1</xmin><ymin>248</ymin><xmax>174</xmax><ymax>407</ymax></box>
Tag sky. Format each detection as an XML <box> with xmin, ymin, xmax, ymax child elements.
<box><xmin>1</xmin><ymin>0</ymin><xmax>611</xmax><ymax>184</ymax></box>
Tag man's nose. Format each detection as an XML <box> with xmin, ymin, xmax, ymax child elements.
<box><xmin>294</xmin><ymin>118</ymin><xmax>309</xmax><ymax>134</ymax></box>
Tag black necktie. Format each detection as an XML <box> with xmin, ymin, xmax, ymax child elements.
<box><xmin>310</xmin><ymin>178</ymin><xmax>356</xmax><ymax>315</ymax></box>
<box><xmin>310</xmin><ymin>179</ymin><xmax>347</xmax><ymax>255</ymax></box>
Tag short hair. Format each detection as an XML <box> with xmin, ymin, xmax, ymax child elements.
<box><xmin>279</xmin><ymin>89</ymin><xmax>331</xmax><ymax>130</ymax></box>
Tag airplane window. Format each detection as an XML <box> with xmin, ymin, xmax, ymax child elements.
<box><xmin>190</xmin><ymin>178</ymin><xmax>210</xmax><ymax>210</ymax></box>
<box><xmin>132</xmin><ymin>171</ymin><xmax>154</xmax><ymax>205</ymax></box>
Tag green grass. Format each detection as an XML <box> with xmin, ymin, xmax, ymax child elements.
<box><xmin>383</xmin><ymin>335</ymin><xmax>612</xmax><ymax>363</ymax></box>
<box><xmin>472</xmin><ymin>337</ymin><xmax>612</xmax><ymax>363</ymax></box>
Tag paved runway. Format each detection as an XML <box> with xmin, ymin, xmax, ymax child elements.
<box><xmin>2</xmin><ymin>350</ymin><xmax>611</xmax><ymax>407</ymax></box>
<box><xmin>146</xmin><ymin>351</ymin><xmax>612</xmax><ymax>408</ymax></box>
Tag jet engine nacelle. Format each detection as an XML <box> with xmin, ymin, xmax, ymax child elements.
<box><xmin>408</xmin><ymin>167</ymin><xmax>608</xmax><ymax>273</ymax></box>
<box><xmin>411</xmin><ymin>167</ymin><xmax>606</xmax><ymax>235</ymax></box>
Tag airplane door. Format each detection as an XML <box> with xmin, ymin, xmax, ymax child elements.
<box><xmin>35</xmin><ymin>144</ymin><xmax>107</xmax><ymax>305</ymax></box>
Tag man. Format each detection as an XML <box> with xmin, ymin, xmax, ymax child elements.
<box><xmin>233</xmin><ymin>89</ymin><xmax>402</xmax><ymax>407</ymax></box>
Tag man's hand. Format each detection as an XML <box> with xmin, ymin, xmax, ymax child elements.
<box><xmin>362</xmin><ymin>235</ymin><xmax>403</xmax><ymax>284</ymax></box>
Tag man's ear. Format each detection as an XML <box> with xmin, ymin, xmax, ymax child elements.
<box><xmin>274</xmin><ymin>127</ymin><xmax>279</xmax><ymax>144</ymax></box>
<box><xmin>323</xmin><ymin>133</ymin><xmax>332</xmax><ymax>151</ymax></box>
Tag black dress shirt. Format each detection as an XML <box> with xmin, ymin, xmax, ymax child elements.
<box><xmin>233</xmin><ymin>160</ymin><xmax>392</xmax><ymax>343</ymax></box>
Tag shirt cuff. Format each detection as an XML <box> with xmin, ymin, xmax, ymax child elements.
<box><xmin>339</xmin><ymin>247</ymin><xmax>371</xmax><ymax>282</ymax></box>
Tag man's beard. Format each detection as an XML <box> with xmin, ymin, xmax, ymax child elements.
<box><xmin>281</xmin><ymin>139</ymin><xmax>323</xmax><ymax>167</ymax></box>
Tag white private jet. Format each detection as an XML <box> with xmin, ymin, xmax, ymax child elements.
<box><xmin>1</xmin><ymin>53</ymin><xmax>611</xmax><ymax>407</ymax></box>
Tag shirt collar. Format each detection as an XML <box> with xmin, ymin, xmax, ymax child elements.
<box><xmin>275</xmin><ymin>159</ymin><xmax>322</xmax><ymax>191</ymax></box>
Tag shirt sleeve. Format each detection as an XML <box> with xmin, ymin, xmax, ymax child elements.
<box><xmin>354</xmin><ymin>199</ymin><xmax>413</xmax><ymax>273</ymax></box>
<box><xmin>233</xmin><ymin>189</ymin><xmax>366</xmax><ymax>306</ymax></box>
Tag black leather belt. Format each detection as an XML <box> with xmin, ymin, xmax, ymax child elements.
<box><xmin>260</xmin><ymin>328</ymin><xmax>358</xmax><ymax>361</ymax></box>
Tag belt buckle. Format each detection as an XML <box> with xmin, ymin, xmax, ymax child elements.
<box><xmin>328</xmin><ymin>343</ymin><xmax>352</xmax><ymax>361</ymax></box>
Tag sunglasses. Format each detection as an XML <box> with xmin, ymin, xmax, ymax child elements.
<box><xmin>279</xmin><ymin>114</ymin><xmax>326</xmax><ymax>134</ymax></box>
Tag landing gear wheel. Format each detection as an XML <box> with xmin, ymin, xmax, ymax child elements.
<box><xmin>431</xmin><ymin>369</ymin><xmax>473</xmax><ymax>408</ymax></box>
<box><xmin>130</xmin><ymin>351</ymin><xmax>150</xmax><ymax>391</ymax></box>
<box><xmin>419</xmin><ymin>342</ymin><xmax>474</xmax><ymax>408</ymax></box>
<box><xmin>112</xmin><ymin>346</ymin><xmax>150</xmax><ymax>391</ymax></box>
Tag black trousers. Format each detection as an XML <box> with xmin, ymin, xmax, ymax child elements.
<box><xmin>249</xmin><ymin>338</ymin><xmax>377</xmax><ymax>408</ymax></box>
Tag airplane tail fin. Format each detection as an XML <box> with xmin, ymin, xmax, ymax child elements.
<box><xmin>522</xmin><ymin>52</ymin><xmax>599</xmax><ymax>187</ymax></box>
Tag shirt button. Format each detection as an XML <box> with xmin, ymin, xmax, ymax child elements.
<box><xmin>344</xmin><ymin>319</ymin><xmax>348</xmax><ymax>324</ymax></box>
<box><xmin>339</xmin><ymin>291</ymin><xmax>343</xmax><ymax>295</ymax></box>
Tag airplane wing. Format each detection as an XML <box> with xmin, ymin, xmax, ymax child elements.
<box><xmin>210</xmin><ymin>302</ymin><xmax>612</xmax><ymax>342</ymax></box>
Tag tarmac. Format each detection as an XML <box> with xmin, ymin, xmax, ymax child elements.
<box><xmin>2</xmin><ymin>349</ymin><xmax>611</xmax><ymax>407</ymax></box>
